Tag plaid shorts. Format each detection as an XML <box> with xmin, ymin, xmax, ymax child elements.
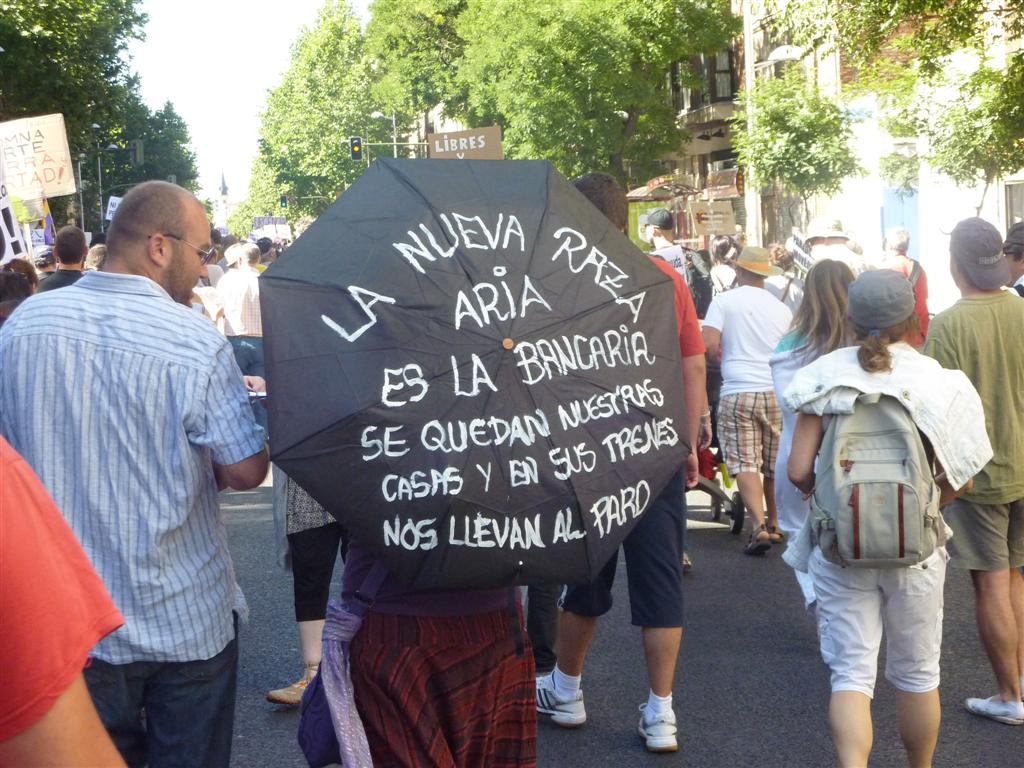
<box><xmin>717</xmin><ymin>391</ymin><xmax>782</xmax><ymax>477</ymax></box>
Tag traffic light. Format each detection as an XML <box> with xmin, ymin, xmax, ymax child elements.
<box><xmin>129</xmin><ymin>139</ymin><xmax>144</xmax><ymax>167</ymax></box>
<box><xmin>279</xmin><ymin>195</ymin><xmax>288</xmax><ymax>209</ymax></box>
<box><xmin>349</xmin><ymin>136</ymin><xmax>363</xmax><ymax>162</ymax></box>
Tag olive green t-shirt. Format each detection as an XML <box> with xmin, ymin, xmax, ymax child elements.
<box><xmin>924</xmin><ymin>291</ymin><xmax>1024</xmax><ymax>504</ymax></box>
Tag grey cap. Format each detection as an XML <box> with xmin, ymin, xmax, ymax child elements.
<box><xmin>646</xmin><ymin>208</ymin><xmax>673</xmax><ymax>230</ymax></box>
<box><xmin>951</xmin><ymin>217</ymin><xmax>1009</xmax><ymax>290</ymax></box>
<box><xmin>1004</xmin><ymin>221</ymin><xmax>1024</xmax><ymax>256</ymax></box>
<box><xmin>848</xmin><ymin>269</ymin><xmax>915</xmax><ymax>330</ymax></box>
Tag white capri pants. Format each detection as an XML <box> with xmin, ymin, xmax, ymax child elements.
<box><xmin>808</xmin><ymin>547</ymin><xmax>948</xmax><ymax>697</ymax></box>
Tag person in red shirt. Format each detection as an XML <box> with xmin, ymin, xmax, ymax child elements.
<box><xmin>0</xmin><ymin>437</ymin><xmax>125</xmax><ymax>767</ymax></box>
<box><xmin>882</xmin><ymin>227</ymin><xmax>930</xmax><ymax>346</ymax></box>
<box><xmin>535</xmin><ymin>172</ymin><xmax>706</xmax><ymax>754</ymax></box>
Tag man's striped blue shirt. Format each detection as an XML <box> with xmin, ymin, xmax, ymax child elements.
<box><xmin>0</xmin><ymin>271</ymin><xmax>265</xmax><ymax>663</ymax></box>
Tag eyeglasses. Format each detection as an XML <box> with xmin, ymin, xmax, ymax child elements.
<box><xmin>150</xmin><ymin>233</ymin><xmax>217</xmax><ymax>264</ymax></box>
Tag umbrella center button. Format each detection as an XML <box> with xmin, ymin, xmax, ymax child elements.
<box><xmin>502</xmin><ymin>338</ymin><xmax>515</xmax><ymax>350</ymax></box>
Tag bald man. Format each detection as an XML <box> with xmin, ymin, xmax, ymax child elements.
<box><xmin>0</xmin><ymin>181</ymin><xmax>268</xmax><ymax>768</ymax></box>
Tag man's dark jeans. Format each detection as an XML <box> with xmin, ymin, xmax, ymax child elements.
<box><xmin>84</xmin><ymin>631</ymin><xmax>238</xmax><ymax>768</ymax></box>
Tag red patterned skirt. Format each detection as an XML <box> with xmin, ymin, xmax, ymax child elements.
<box><xmin>350</xmin><ymin>608</ymin><xmax>537</xmax><ymax>768</ymax></box>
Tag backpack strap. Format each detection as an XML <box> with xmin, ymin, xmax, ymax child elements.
<box><xmin>908</xmin><ymin>260</ymin><xmax>922</xmax><ymax>288</ymax></box>
<box><xmin>347</xmin><ymin>560</ymin><xmax>390</xmax><ymax>618</ymax></box>
<box><xmin>781</xmin><ymin>275</ymin><xmax>794</xmax><ymax>303</ymax></box>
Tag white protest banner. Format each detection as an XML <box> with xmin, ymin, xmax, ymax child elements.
<box><xmin>687</xmin><ymin>200</ymin><xmax>735</xmax><ymax>236</ymax></box>
<box><xmin>427</xmin><ymin>126</ymin><xmax>504</xmax><ymax>159</ymax></box>
<box><xmin>252</xmin><ymin>216</ymin><xmax>292</xmax><ymax>240</ymax></box>
<box><xmin>106</xmin><ymin>195</ymin><xmax>123</xmax><ymax>221</ymax></box>
<box><xmin>0</xmin><ymin>114</ymin><xmax>76</xmax><ymax>201</ymax></box>
<box><xmin>0</xmin><ymin>162</ymin><xmax>29</xmax><ymax>265</ymax></box>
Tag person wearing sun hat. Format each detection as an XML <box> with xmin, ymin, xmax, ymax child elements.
<box><xmin>924</xmin><ymin>216</ymin><xmax>1024</xmax><ymax>727</ymax></box>
<box><xmin>784</xmin><ymin>267</ymin><xmax>990</xmax><ymax>767</ymax></box>
<box><xmin>702</xmin><ymin>246</ymin><xmax>793</xmax><ymax>555</ymax></box>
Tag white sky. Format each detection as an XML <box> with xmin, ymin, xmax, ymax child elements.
<box><xmin>127</xmin><ymin>0</ymin><xmax>371</xmax><ymax>203</ymax></box>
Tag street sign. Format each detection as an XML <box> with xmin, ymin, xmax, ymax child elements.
<box><xmin>687</xmin><ymin>200</ymin><xmax>735</xmax><ymax>236</ymax></box>
<box><xmin>427</xmin><ymin>126</ymin><xmax>503</xmax><ymax>160</ymax></box>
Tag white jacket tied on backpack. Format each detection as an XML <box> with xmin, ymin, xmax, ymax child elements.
<box><xmin>781</xmin><ymin>342</ymin><xmax>992</xmax><ymax>573</ymax></box>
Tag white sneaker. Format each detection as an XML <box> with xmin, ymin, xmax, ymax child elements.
<box><xmin>535</xmin><ymin>672</ymin><xmax>586</xmax><ymax>727</ymax></box>
<box><xmin>638</xmin><ymin>703</ymin><xmax>678</xmax><ymax>752</ymax></box>
<box><xmin>964</xmin><ymin>695</ymin><xmax>1024</xmax><ymax>725</ymax></box>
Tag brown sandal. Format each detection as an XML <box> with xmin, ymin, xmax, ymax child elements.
<box><xmin>766</xmin><ymin>525</ymin><xmax>785</xmax><ymax>543</ymax></box>
<box><xmin>744</xmin><ymin>524</ymin><xmax>772</xmax><ymax>556</ymax></box>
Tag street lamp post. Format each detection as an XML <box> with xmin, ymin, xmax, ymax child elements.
<box><xmin>95</xmin><ymin>142</ymin><xmax>119</xmax><ymax>233</ymax></box>
<box><xmin>76</xmin><ymin>154</ymin><xmax>86</xmax><ymax>230</ymax></box>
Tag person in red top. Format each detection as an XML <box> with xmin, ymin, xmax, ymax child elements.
<box><xmin>535</xmin><ymin>172</ymin><xmax>706</xmax><ymax>754</ymax></box>
<box><xmin>882</xmin><ymin>227</ymin><xmax>930</xmax><ymax>346</ymax></box>
<box><xmin>0</xmin><ymin>437</ymin><xmax>125</xmax><ymax>767</ymax></box>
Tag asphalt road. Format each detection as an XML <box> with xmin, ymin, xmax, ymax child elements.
<box><xmin>224</xmin><ymin>484</ymin><xmax>1019</xmax><ymax>767</ymax></box>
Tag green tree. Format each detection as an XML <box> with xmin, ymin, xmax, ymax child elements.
<box><xmin>921</xmin><ymin>63</ymin><xmax>1024</xmax><ymax>211</ymax></box>
<box><xmin>771</xmin><ymin>0</ymin><xmax>1024</xmax><ymax>200</ymax></box>
<box><xmin>236</xmin><ymin>0</ymin><xmax>394</xmax><ymax>226</ymax></box>
<box><xmin>456</xmin><ymin>0</ymin><xmax>738</xmax><ymax>181</ymax></box>
<box><xmin>731</xmin><ymin>67</ymin><xmax>861</xmax><ymax>204</ymax></box>
<box><xmin>0</xmin><ymin>1</ymin><xmax>147</xmax><ymax>160</ymax></box>
<box><xmin>76</xmin><ymin>94</ymin><xmax>199</xmax><ymax>233</ymax></box>
<box><xmin>365</xmin><ymin>0</ymin><xmax>738</xmax><ymax>182</ymax></box>
<box><xmin>365</xmin><ymin>0</ymin><xmax>468</xmax><ymax>117</ymax></box>
<box><xmin>229</xmin><ymin>154</ymin><xmax>280</xmax><ymax>236</ymax></box>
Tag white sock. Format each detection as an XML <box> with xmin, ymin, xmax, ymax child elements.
<box><xmin>552</xmin><ymin>666</ymin><xmax>581</xmax><ymax>701</ymax></box>
<box><xmin>646</xmin><ymin>690</ymin><xmax>674</xmax><ymax>720</ymax></box>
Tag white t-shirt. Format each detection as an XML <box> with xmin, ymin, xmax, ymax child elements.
<box><xmin>765</xmin><ymin>272</ymin><xmax>804</xmax><ymax>313</ymax></box>
<box><xmin>704</xmin><ymin>285</ymin><xmax>793</xmax><ymax>396</ymax></box>
<box><xmin>711</xmin><ymin>264</ymin><xmax>736</xmax><ymax>293</ymax></box>
<box><xmin>652</xmin><ymin>244</ymin><xmax>687</xmax><ymax>283</ymax></box>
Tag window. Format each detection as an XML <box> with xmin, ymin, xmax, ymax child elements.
<box><xmin>1008</xmin><ymin>182</ymin><xmax>1024</xmax><ymax>226</ymax></box>
<box><xmin>710</xmin><ymin>50</ymin><xmax>733</xmax><ymax>102</ymax></box>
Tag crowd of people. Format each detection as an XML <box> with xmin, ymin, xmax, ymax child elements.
<box><xmin>1</xmin><ymin>172</ymin><xmax>1024</xmax><ymax>768</ymax></box>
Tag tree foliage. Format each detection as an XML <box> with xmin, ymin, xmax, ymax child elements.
<box><xmin>363</xmin><ymin>0</ymin><xmax>738</xmax><ymax>182</ymax></box>
<box><xmin>771</xmin><ymin>0</ymin><xmax>1024</xmax><ymax>195</ymax></box>
<box><xmin>0</xmin><ymin>1</ymin><xmax>201</xmax><ymax>231</ymax></box>
<box><xmin>731</xmin><ymin>68</ymin><xmax>861</xmax><ymax>198</ymax></box>
<box><xmin>454</xmin><ymin>0</ymin><xmax>738</xmax><ymax>181</ymax></box>
<box><xmin>0</xmin><ymin>0</ymin><xmax>146</xmax><ymax>159</ymax></box>
<box><xmin>922</xmin><ymin>63</ymin><xmax>1024</xmax><ymax>207</ymax></box>
<box><xmin>365</xmin><ymin>0</ymin><xmax>468</xmax><ymax>117</ymax></box>
<box><xmin>235</xmin><ymin>0</ymin><xmax>396</xmax><ymax>228</ymax></box>
<box><xmin>775</xmin><ymin>0</ymin><xmax>1023</xmax><ymax>77</ymax></box>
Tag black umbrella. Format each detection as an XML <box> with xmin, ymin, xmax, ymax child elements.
<box><xmin>262</xmin><ymin>158</ymin><xmax>687</xmax><ymax>590</ymax></box>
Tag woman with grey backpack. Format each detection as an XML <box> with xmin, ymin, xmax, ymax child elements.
<box><xmin>782</xmin><ymin>269</ymin><xmax>992</xmax><ymax>768</ymax></box>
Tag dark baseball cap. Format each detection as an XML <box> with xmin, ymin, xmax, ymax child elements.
<box><xmin>950</xmin><ymin>217</ymin><xmax>1009</xmax><ymax>290</ymax></box>
<box><xmin>646</xmin><ymin>208</ymin><xmax>673</xmax><ymax>230</ymax></box>
<box><xmin>1004</xmin><ymin>221</ymin><xmax>1024</xmax><ymax>256</ymax></box>
<box><xmin>847</xmin><ymin>269</ymin><xmax>915</xmax><ymax>330</ymax></box>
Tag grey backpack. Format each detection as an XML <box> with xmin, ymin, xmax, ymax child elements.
<box><xmin>811</xmin><ymin>393</ymin><xmax>940</xmax><ymax>568</ymax></box>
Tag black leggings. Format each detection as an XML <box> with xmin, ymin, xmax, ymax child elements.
<box><xmin>289</xmin><ymin>523</ymin><xmax>347</xmax><ymax>622</ymax></box>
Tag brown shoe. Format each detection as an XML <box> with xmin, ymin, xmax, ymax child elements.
<box><xmin>266</xmin><ymin>663</ymin><xmax>318</xmax><ymax>706</ymax></box>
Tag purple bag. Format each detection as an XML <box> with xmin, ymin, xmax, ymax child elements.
<box><xmin>297</xmin><ymin>562</ymin><xmax>388</xmax><ymax>768</ymax></box>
